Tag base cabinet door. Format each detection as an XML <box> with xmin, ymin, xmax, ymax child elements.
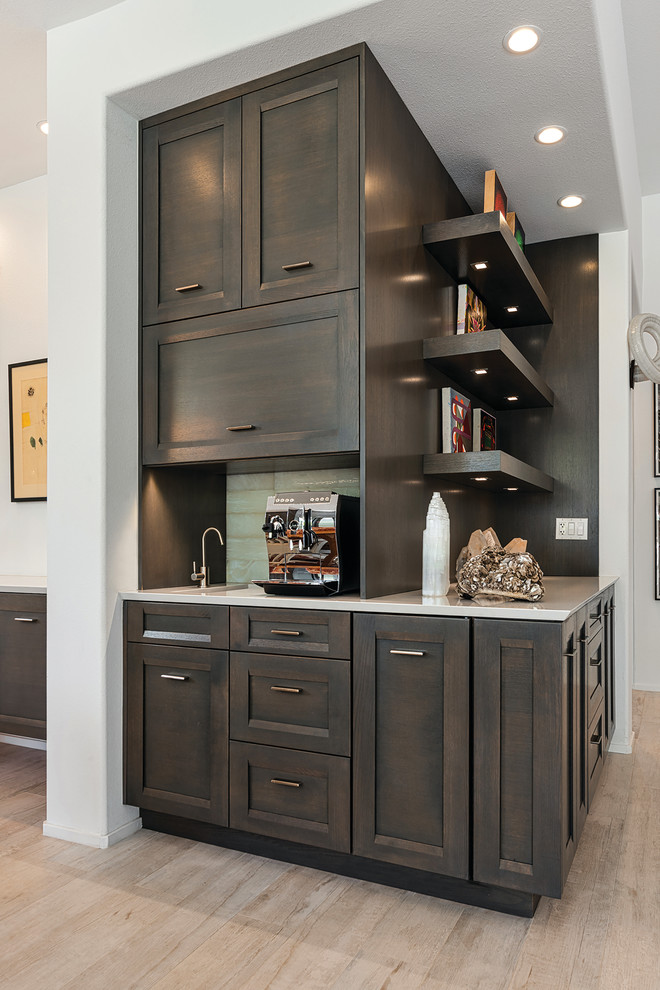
<box><xmin>125</xmin><ymin>643</ymin><xmax>228</xmax><ymax>824</ymax></box>
<box><xmin>352</xmin><ymin>613</ymin><xmax>470</xmax><ymax>878</ymax></box>
<box><xmin>473</xmin><ymin>619</ymin><xmax>565</xmax><ymax>897</ymax></box>
<box><xmin>0</xmin><ymin>593</ymin><xmax>47</xmax><ymax>740</ymax></box>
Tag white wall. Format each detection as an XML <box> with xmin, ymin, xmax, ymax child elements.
<box><xmin>632</xmin><ymin>192</ymin><xmax>660</xmax><ymax>691</ymax></box>
<box><xmin>0</xmin><ymin>175</ymin><xmax>48</xmax><ymax>576</ymax></box>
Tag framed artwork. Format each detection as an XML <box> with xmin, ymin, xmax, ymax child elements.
<box><xmin>506</xmin><ymin>211</ymin><xmax>526</xmax><ymax>253</ymax></box>
<box><xmin>655</xmin><ymin>384</ymin><xmax>660</xmax><ymax>477</ymax></box>
<box><xmin>8</xmin><ymin>358</ymin><xmax>47</xmax><ymax>501</ymax></box>
<box><xmin>484</xmin><ymin>169</ymin><xmax>508</xmax><ymax>219</ymax></box>
<box><xmin>656</xmin><ymin>489</ymin><xmax>660</xmax><ymax>600</ymax></box>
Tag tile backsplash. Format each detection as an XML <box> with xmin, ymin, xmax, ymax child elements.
<box><xmin>225</xmin><ymin>468</ymin><xmax>360</xmax><ymax>584</ymax></box>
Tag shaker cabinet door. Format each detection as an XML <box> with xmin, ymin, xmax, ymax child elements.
<box><xmin>142</xmin><ymin>100</ymin><xmax>242</xmax><ymax>326</ymax></box>
<box><xmin>0</xmin><ymin>594</ymin><xmax>47</xmax><ymax>740</ymax></box>
<box><xmin>142</xmin><ymin>292</ymin><xmax>359</xmax><ymax>465</ymax></box>
<box><xmin>242</xmin><ymin>59</ymin><xmax>359</xmax><ymax>307</ymax></box>
<box><xmin>352</xmin><ymin>613</ymin><xmax>470</xmax><ymax>878</ymax></box>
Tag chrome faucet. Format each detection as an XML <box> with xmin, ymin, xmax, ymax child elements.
<box><xmin>191</xmin><ymin>526</ymin><xmax>224</xmax><ymax>589</ymax></box>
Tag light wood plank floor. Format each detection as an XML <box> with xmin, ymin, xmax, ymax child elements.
<box><xmin>1</xmin><ymin>692</ymin><xmax>659</xmax><ymax>989</ymax></box>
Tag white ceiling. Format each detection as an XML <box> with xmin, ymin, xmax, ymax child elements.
<box><xmin>1</xmin><ymin>0</ymin><xmax>658</xmax><ymax>243</ymax></box>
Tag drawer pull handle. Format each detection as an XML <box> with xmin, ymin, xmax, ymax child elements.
<box><xmin>270</xmin><ymin>629</ymin><xmax>301</xmax><ymax>637</ymax></box>
<box><xmin>226</xmin><ymin>424</ymin><xmax>255</xmax><ymax>432</ymax></box>
<box><xmin>591</xmin><ymin>731</ymin><xmax>602</xmax><ymax>746</ymax></box>
<box><xmin>271</xmin><ymin>685</ymin><xmax>302</xmax><ymax>694</ymax></box>
<box><xmin>590</xmin><ymin>657</ymin><xmax>603</xmax><ymax>667</ymax></box>
<box><xmin>160</xmin><ymin>674</ymin><xmax>188</xmax><ymax>681</ymax></box>
<box><xmin>390</xmin><ymin>649</ymin><xmax>425</xmax><ymax>656</ymax></box>
<box><xmin>281</xmin><ymin>261</ymin><xmax>312</xmax><ymax>271</ymax></box>
<box><xmin>564</xmin><ymin>650</ymin><xmax>576</xmax><ymax>658</ymax></box>
<box><xmin>271</xmin><ymin>778</ymin><xmax>301</xmax><ymax>788</ymax></box>
<box><xmin>14</xmin><ymin>617</ymin><xmax>37</xmax><ymax>623</ymax></box>
<box><xmin>579</xmin><ymin>634</ymin><xmax>589</xmax><ymax>643</ymax></box>
<box><xmin>590</xmin><ymin>612</ymin><xmax>601</xmax><ymax>620</ymax></box>
<box><xmin>174</xmin><ymin>283</ymin><xmax>201</xmax><ymax>292</ymax></box>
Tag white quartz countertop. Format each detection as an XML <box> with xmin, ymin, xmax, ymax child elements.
<box><xmin>122</xmin><ymin>575</ymin><xmax>618</xmax><ymax>622</ymax></box>
<box><xmin>0</xmin><ymin>575</ymin><xmax>47</xmax><ymax>594</ymax></box>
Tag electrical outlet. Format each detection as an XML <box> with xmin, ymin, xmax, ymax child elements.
<box><xmin>555</xmin><ymin>518</ymin><xmax>588</xmax><ymax>540</ymax></box>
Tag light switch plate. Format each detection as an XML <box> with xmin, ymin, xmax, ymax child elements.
<box><xmin>555</xmin><ymin>517</ymin><xmax>588</xmax><ymax>540</ymax></box>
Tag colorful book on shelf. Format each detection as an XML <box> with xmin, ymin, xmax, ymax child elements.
<box><xmin>473</xmin><ymin>408</ymin><xmax>497</xmax><ymax>451</ymax></box>
<box><xmin>484</xmin><ymin>169</ymin><xmax>507</xmax><ymax>219</ymax></box>
<box><xmin>441</xmin><ymin>387</ymin><xmax>472</xmax><ymax>453</ymax></box>
<box><xmin>457</xmin><ymin>283</ymin><xmax>487</xmax><ymax>334</ymax></box>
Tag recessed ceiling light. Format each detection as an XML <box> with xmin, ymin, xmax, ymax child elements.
<box><xmin>472</xmin><ymin>261</ymin><xmax>488</xmax><ymax>270</ymax></box>
<box><xmin>535</xmin><ymin>125</ymin><xmax>566</xmax><ymax>145</ymax></box>
<box><xmin>558</xmin><ymin>194</ymin><xmax>583</xmax><ymax>208</ymax></box>
<box><xmin>503</xmin><ymin>25</ymin><xmax>541</xmax><ymax>54</ymax></box>
<box><xmin>506</xmin><ymin>306</ymin><xmax>519</xmax><ymax>313</ymax></box>
<box><xmin>36</xmin><ymin>120</ymin><xmax>48</xmax><ymax>135</ymax></box>
<box><xmin>506</xmin><ymin>395</ymin><xmax>519</xmax><ymax>402</ymax></box>
<box><xmin>474</xmin><ymin>368</ymin><xmax>488</xmax><ymax>375</ymax></box>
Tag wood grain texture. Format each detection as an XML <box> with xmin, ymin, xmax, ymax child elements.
<box><xmin>0</xmin><ymin>594</ymin><xmax>46</xmax><ymax>740</ymax></box>
<box><xmin>3</xmin><ymin>700</ymin><xmax>659</xmax><ymax>988</ymax></box>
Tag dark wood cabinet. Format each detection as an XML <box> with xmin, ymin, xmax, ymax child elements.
<box><xmin>241</xmin><ymin>58</ymin><xmax>359</xmax><ymax>307</ymax></box>
<box><xmin>0</xmin><ymin>592</ymin><xmax>47</xmax><ymax>740</ymax></box>
<box><xmin>142</xmin><ymin>292</ymin><xmax>359</xmax><ymax>466</ymax></box>
<box><xmin>229</xmin><ymin>605</ymin><xmax>351</xmax><ymax>659</ymax></box>
<box><xmin>142</xmin><ymin>101</ymin><xmax>242</xmax><ymax>326</ymax></box>
<box><xmin>124</xmin><ymin>641</ymin><xmax>228</xmax><ymax>823</ymax></box>
<box><xmin>352</xmin><ymin>613</ymin><xmax>470</xmax><ymax>878</ymax></box>
<box><xmin>604</xmin><ymin>589</ymin><xmax>616</xmax><ymax>749</ymax></box>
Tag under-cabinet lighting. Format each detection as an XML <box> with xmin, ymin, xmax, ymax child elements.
<box><xmin>472</xmin><ymin>261</ymin><xmax>488</xmax><ymax>270</ymax></box>
<box><xmin>503</xmin><ymin>25</ymin><xmax>541</xmax><ymax>54</ymax></box>
<box><xmin>474</xmin><ymin>368</ymin><xmax>488</xmax><ymax>375</ymax></box>
<box><xmin>36</xmin><ymin>120</ymin><xmax>48</xmax><ymax>135</ymax></box>
<box><xmin>558</xmin><ymin>194</ymin><xmax>583</xmax><ymax>209</ymax></box>
<box><xmin>473</xmin><ymin>477</ymin><xmax>489</xmax><ymax>482</ymax></box>
<box><xmin>506</xmin><ymin>395</ymin><xmax>519</xmax><ymax>402</ymax></box>
<box><xmin>535</xmin><ymin>125</ymin><xmax>566</xmax><ymax>145</ymax></box>
<box><xmin>505</xmin><ymin>487</ymin><xmax>519</xmax><ymax>491</ymax></box>
<box><xmin>506</xmin><ymin>306</ymin><xmax>519</xmax><ymax>313</ymax></box>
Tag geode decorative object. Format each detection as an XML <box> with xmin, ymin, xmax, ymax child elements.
<box><xmin>456</xmin><ymin>547</ymin><xmax>544</xmax><ymax>601</ymax></box>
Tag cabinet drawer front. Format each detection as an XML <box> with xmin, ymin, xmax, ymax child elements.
<box><xmin>242</xmin><ymin>59</ymin><xmax>358</xmax><ymax>307</ymax></box>
<box><xmin>124</xmin><ymin>644</ymin><xmax>228</xmax><ymax>824</ymax></box>
<box><xmin>230</xmin><ymin>652</ymin><xmax>350</xmax><ymax>755</ymax></box>
<box><xmin>230</xmin><ymin>606</ymin><xmax>351</xmax><ymax>659</ymax></box>
<box><xmin>587</xmin><ymin>595</ymin><xmax>603</xmax><ymax>634</ymax></box>
<box><xmin>142</xmin><ymin>100</ymin><xmax>242</xmax><ymax>325</ymax></box>
<box><xmin>586</xmin><ymin>627</ymin><xmax>604</xmax><ymax>726</ymax></box>
<box><xmin>587</xmin><ymin>705</ymin><xmax>605</xmax><ymax>808</ymax></box>
<box><xmin>0</xmin><ymin>597</ymin><xmax>47</xmax><ymax>737</ymax></box>
<box><xmin>229</xmin><ymin>741</ymin><xmax>350</xmax><ymax>851</ymax></box>
<box><xmin>126</xmin><ymin>601</ymin><xmax>228</xmax><ymax>649</ymax></box>
<box><xmin>142</xmin><ymin>293</ymin><xmax>359</xmax><ymax>465</ymax></box>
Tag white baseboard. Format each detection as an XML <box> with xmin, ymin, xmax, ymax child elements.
<box><xmin>43</xmin><ymin>816</ymin><xmax>142</xmax><ymax>849</ymax></box>
<box><xmin>633</xmin><ymin>682</ymin><xmax>660</xmax><ymax>692</ymax></box>
<box><xmin>0</xmin><ymin>733</ymin><xmax>46</xmax><ymax>751</ymax></box>
<box><xmin>609</xmin><ymin>730</ymin><xmax>635</xmax><ymax>755</ymax></box>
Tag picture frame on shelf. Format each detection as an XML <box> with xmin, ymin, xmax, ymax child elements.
<box><xmin>457</xmin><ymin>283</ymin><xmax>487</xmax><ymax>334</ymax></box>
<box><xmin>8</xmin><ymin>358</ymin><xmax>47</xmax><ymax>502</ymax></box>
<box><xmin>655</xmin><ymin>384</ymin><xmax>660</xmax><ymax>477</ymax></box>
<box><xmin>441</xmin><ymin>387</ymin><xmax>472</xmax><ymax>452</ymax></box>
<box><xmin>473</xmin><ymin>408</ymin><xmax>497</xmax><ymax>451</ymax></box>
<box><xmin>656</xmin><ymin>489</ymin><xmax>660</xmax><ymax>599</ymax></box>
<box><xmin>484</xmin><ymin>169</ymin><xmax>507</xmax><ymax>219</ymax></box>
<box><xmin>506</xmin><ymin>211</ymin><xmax>526</xmax><ymax>253</ymax></box>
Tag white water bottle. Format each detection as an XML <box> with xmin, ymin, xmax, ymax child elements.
<box><xmin>422</xmin><ymin>492</ymin><xmax>450</xmax><ymax>597</ymax></box>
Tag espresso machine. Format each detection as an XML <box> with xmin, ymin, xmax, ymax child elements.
<box><xmin>253</xmin><ymin>491</ymin><xmax>360</xmax><ymax>596</ymax></box>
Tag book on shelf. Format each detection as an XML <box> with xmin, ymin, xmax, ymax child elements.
<box><xmin>457</xmin><ymin>283</ymin><xmax>487</xmax><ymax>334</ymax></box>
<box><xmin>473</xmin><ymin>408</ymin><xmax>497</xmax><ymax>451</ymax></box>
<box><xmin>441</xmin><ymin>387</ymin><xmax>472</xmax><ymax>453</ymax></box>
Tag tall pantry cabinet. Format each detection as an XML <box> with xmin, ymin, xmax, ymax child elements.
<box><xmin>138</xmin><ymin>45</ymin><xmax>474</xmax><ymax>597</ymax></box>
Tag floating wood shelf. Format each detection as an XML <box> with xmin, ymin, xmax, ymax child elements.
<box><xmin>423</xmin><ymin>330</ymin><xmax>554</xmax><ymax>409</ymax></box>
<box><xmin>423</xmin><ymin>450</ymin><xmax>554</xmax><ymax>493</ymax></box>
<box><xmin>422</xmin><ymin>212</ymin><xmax>553</xmax><ymax>328</ymax></box>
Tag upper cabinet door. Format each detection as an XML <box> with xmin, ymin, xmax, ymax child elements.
<box><xmin>142</xmin><ymin>100</ymin><xmax>242</xmax><ymax>326</ymax></box>
<box><xmin>242</xmin><ymin>59</ymin><xmax>359</xmax><ymax>307</ymax></box>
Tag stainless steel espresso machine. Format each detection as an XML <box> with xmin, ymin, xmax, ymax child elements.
<box><xmin>253</xmin><ymin>491</ymin><xmax>360</xmax><ymax>596</ymax></box>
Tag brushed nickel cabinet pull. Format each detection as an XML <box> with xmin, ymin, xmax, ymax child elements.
<box><xmin>591</xmin><ymin>731</ymin><xmax>602</xmax><ymax>746</ymax></box>
<box><xmin>389</xmin><ymin>649</ymin><xmax>425</xmax><ymax>656</ymax></box>
<box><xmin>271</xmin><ymin>778</ymin><xmax>301</xmax><ymax>788</ymax></box>
<box><xmin>14</xmin><ymin>617</ymin><xmax>37</xmax><ymax>622</ymax></box>
<box><xmin>589</xmin><ymin>611</ymin><xmax>601</xmax><ymax>620</ymax></box>
<box><xmin>160</xmin><ymin>674</ymin><xmax>188</xmax><ymax>681</ymax></box>
<box><xmin>589</xmin><ymin>656</ymin><xmax>603</xmax><ymax>667</ymax></box>
<box><xmin>563</xmin><ymin>650</ymin><xmax>576</xmax><ymax>658</ymax></box>
<box><xmin>271</xmin><ymin>685</ymin><xmax>302</xmax><ymax>694</ymax></box>
<box><xmin>174</xmin><ymin>283</ymin><xmax>201</xmax><ymax>292</ymax></box>
<box><xmin>226</xmin><ymin>425</ymin><xmax>255</xmax><ymax>432</ymax></box>
<box><xmin>270</xmin><ymin>629</ymin><xmax>301</xmax><ymax>637</ymax></box>
<box><xmin>281</xmin><ymin>261</ymin><xmax>312</xmax><ymax>271</ymax></box>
